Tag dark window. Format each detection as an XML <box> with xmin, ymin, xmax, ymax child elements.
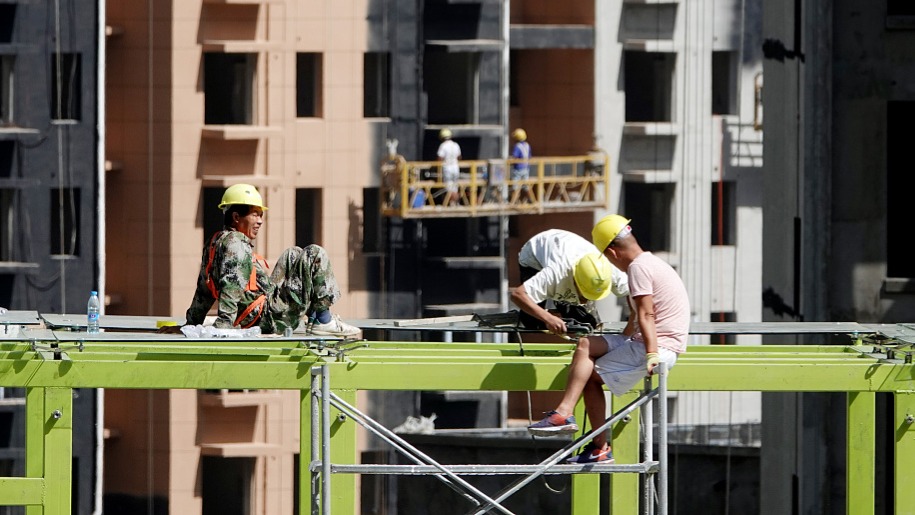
<box><xmin>51</xmin><ymin>53</ymin><xmax>81</xmax><ymax>121</ymax></box>
<box><xmin>295</xmin><ymin>188</ymin><xmax>322</xmax><ymax>247</ymax></box>
<box><xmin>887</xmin><ymin>101</ymin><xmax>915</xmax><ymax>277</ymax></box>
<box><xmin>202</xmin><ymin>187</ymin><xmax>224</xmax><ymax>244</ymax></box>
<box><xmin>362</xmin><ymin>187</ymin><xmax>381</xmax><ymax>253</ymax></box>
<box><xmin>296</xmin><ymin>53</ymin><xmax>322</xmax><ymax>118</ymax></box>
<box><xmin>1</xmin><ymin>56</ymin><xmax>12</xmax><ymax>124</ymax></box>
<box><xmin>50</xmin><ymin>188</ymin><xmax>80</xmax><ymax>256</ymax></box>
<box><xmin>204</xmin><ymin>53</ymin><xmax>255</xmax><ymax>125</ymax></box>
<box><xmin>509</xmin><ymin>50</ymin><xmax>520</xmax><ymax>107</ymax></box>
<box><xmin>424</xmin><ymin>50</ymin><xmax>480</xmax><ymax>124</ymax></box>
<box><xmin>0</xmin><ymin>5</ymin><xmax>15</xmax><ymax>43</ymax></box>
<box><xmin>623</xmin><ymin>182</ymin><xmax>673</xmax><ymax>251</ymax></box>
<box><xmin>201</xmin><ymin>457</ymin><xmax>253</xmax><ymax>515</ymax></box>
<box><xmin>0</xmin><ymin>141</ymin><xmax>13</xmax><ymax>178</ymax></box>
<box><xmin>710</xmin><ymin>311</ymin><xmax>736</xmax><ymax>344</ymax></box>
<box><xmin>364</xmin><ymin>52</ymin><xmax>390</xmax><ymax>118</ymax></box>
<box><xmin>0</xmin><ymin>274</ymin><xmax>11</xmax><ymax>312</ymax></box>
<box><xmin>624</xmin><ymin>51</ymin><xmax>674</xmax><ymax>122</ymax></box>
<box><xmin>712</xmin><ymin>51</ymin><xmax>737</xmax><ymax>115</ymax></box>
<box><xmin>711</xmin><ymin>181</ymin><xmax>735</xmax><ymax>245</ymax></box>
<box><xmin>888</xmin><ymin>0</ymin><xmax>915</xmax><ymax>16</ymax></box>
<box><xmin>0</xmin><ymin>188</ymin><xmax>14</xmax><ymax>260</ymax></box>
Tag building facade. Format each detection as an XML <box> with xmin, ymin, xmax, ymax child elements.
<box><xmin>2</xmin><ymin>0</ymin><xmax>899</xmax><ymax>513</ymax></box>
<box><xmin>98</xmin><ymin>0</ymin><xmax>773</xmax><ymax>513</ymax></box>
<box><xmin>0</xmin><ymin>1</ymin><xmax>100</xmax><ymax>513</ymax></box>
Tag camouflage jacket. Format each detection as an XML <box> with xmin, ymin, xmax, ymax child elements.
<box><xmin>184</xmin><ymin>229</ymin><xmax>273</xmax><ymax>329</ymax></box>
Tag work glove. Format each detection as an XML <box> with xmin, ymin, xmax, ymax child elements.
<box><xmin>646</xmin><ymin>352</ymin><xmax>661</xmax><ymax>375</ymax></box>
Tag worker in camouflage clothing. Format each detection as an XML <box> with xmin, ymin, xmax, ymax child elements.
<box><xmin>177</xmin><ymin>183</ymin><xmax>360</xmax><ymax>337</ymax></box>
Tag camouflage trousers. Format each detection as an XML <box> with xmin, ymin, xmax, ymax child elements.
<box><xmin>262</xmin><ymin>245</ymin><xmax>341</xmax><ymax>334</ymax></box>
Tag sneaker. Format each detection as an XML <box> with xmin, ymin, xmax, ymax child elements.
<box><xmin>567</xmin><ymin>442</ymin><xmax>613</xmax><ymax>464</ymax></box>
<box><xmin>308</xmin><ymin>314</ymin><xmax>361</xmax><ymax>338</ymax></box>
<box><xmin>527</xmin><ymin>411</ymin><xmax>579</xmax><ymax>436</ymax></box>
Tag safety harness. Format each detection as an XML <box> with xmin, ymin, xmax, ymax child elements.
<box><xmin>205</xmin><ymin>231</ymin><xmax>269</xmax><ymax>328</ymax></box>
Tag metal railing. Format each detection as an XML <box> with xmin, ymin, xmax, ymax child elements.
<box><xmin>380</xmin><ymin>151</ymin><xmax>610</xmax><ymax>218</ymax></box>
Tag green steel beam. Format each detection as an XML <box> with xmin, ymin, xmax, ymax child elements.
<box><xmin>25</xmin><ymin>388</ymin><xmax>45</xmax><ymax>515</ymax></box>
<box><xmin>609</xmin><ymin>392</ymin><xmax>640</xmax><ymax>514</ymax></box>
<box><xmin>330</xmin><ymin>389</ymin><xmax>357</xmax><ymax>514</ymax></box>
<box><xmin>895</xmin><ymin>392</ymin><xmax>915</xmax><ymax>515</ymax></box>
<box><xmin>846</xmin><ymin>392</ymin><xmax>875</xmax><ymax>515</ymax></box>
<box><xmin>299</xmin><ymin>389</ymin><xmax>314</xmax><ymax>514</ymax></box>
<box><xmin>570</xmin><ymin>401</ymin><xmax>599</xmax><ymax>514</ymax></box>
<box><xmin>0</xmin><ymin>478</ymin><xmax>44</xmax><ymax>505</ymax></box>
<box><xmin>43</xmin><ymin>388</ymin><xmax>71</xmax><ymax>515</ymax></box>
<box><xmin>1</xmin><ymin>338</ymin><xmax>915</xmax><ymax>515</ymax></box>
<box><xmin>0</xmin><ymin>358</ymin><xmax>914</xmax><ymax>393</ymax></box>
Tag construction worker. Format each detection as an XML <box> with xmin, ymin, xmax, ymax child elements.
<box><xmin>174</xmin><ymin>184</ymin><xmax>360</xmax><ymax>337</ymax></box>
<box><xmin>436</xmin><ymin>128</ymin><xmax>462</xmax><ymax>206</ymax></box>
<box><xmin>510</xmin><ymin>128</ymin><xmax>532</xmax><ymax>201</ymax></box>
<box><xmin>511</xmin><ymin>229</ymin><xmax>629</xmax><ymax>334</ymax></box>
<box><xmin>527</xmin><ymin>215</ymin><xmax>690</xmax><ymax>464</ymax></box>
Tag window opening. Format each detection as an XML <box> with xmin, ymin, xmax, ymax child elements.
<box><xmin>711</xmin><ymin>180</ymin><xmax>735</xmax><ymax>246</ymax></box>
<box><xmin>295</xmin><ymin>188</ymin><xmax>322</xmax><ymax>247</ymax></box>
<box><xmin>0</xmin><ymin>56</ymin><xmax>12</xmax><ymax>125</ymax></box>
<box><xmin>0</xmin><ymin>188</ymin><xmax>14</xmax><ymax>261</ymax></box>
<box><xmin>712</xmin><ymin>51</ymin><xmax>738</xmax><ymax>115</ymax></box>
<box><xmin>364</xmin><ymin>52</ymin><xmax>390</xmax><ymax>118</ymax></box>
<box><xmin>424</xmin><ymin>51</ymin><xmax>480</xmax><ymax>124</ymax></box>
<box><xmin>51</xmin><ymin>53</ymin><xmax>81</xmax><ymax>121</ymax></box>
<box><xmin>296</xmin><ymin>53</ymin><xmax>323</xmax><ymax>118</ymax></box>
<box><xmin>202</xmin><ymin>187</ymin><xmax>224</xmax><ymax>244</ymax></box>
<box><xmin>204</xmin><ymin>53</ymin><xmax>255</xmax><ymax>125</ymax></box>
<box><xmin>201</xmin><ymin>457</ymin><xmax>254</xmax><ymax>515</ymax></box>
<box><xmin>50</xmin><ymin>188</ymin><xmax>79</xmax><ymax>256</ymax></box>
<box><xmin>624</xmin><ymin>51</ymin><xmax>674</xmax><ymax>122</ymax></box>
<box><xmin>0</xmin><ymin>5</ymin><xmax>15</xmax><ymax>43</ymax></box>
<box><xmin>0</xmin><ymin>141</ymin><xmax>13</xmax><ymax>178</ymax></box>
<box><xmin>887</xmin><ymin>101</ymin><xmax>915</xmax><ymax>277</ymax></box>
<box><xmin>622</xmin><ymin>182</ymin><xmax>673</xmax><ymax>251</ymax></box>
<box><xmin>710</xmin><ymin>311</ymin><xmax>736</xmax><ymax>344</ymax></box>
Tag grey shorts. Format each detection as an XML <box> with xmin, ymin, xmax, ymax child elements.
<box><xmin>594</xmin><ymin>334</ymin><xmax>678</xmax><ymax>396</ymax></box>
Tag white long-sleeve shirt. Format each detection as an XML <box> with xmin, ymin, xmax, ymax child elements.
<box><xmin>519</xmin><ymin>229</ymin><xmax>629</xmax><ymax>304</ymax></box>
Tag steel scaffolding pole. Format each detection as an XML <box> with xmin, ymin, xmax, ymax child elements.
<box><xmin>310</xmin><ymin>363</ymin><xmax>670</xmax><ymax>515</ymax></box>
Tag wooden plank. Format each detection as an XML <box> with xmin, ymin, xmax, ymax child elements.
<box><xmin>41</xmin><ymin>314</ymin><xmax>184</xmax><ymax>331</ymax></box>
<box><xmin>393</xmin><ymin>315</ymin><xmax>476</xmax><ymax>327</ymax></box>
<box><xmin>0</xmin><ymin>311</ymin><xmax>42</xmax><ymax>326</ymax></box>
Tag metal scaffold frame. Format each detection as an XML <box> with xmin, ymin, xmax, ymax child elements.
<box><xmin>309</xmin><ymin>363</ymin><xmax>669</xmax><ymax>515</ymax></box>
<box><xmin>0</xmin><ymin>315</ymin><xmax>914</xmax><ymax>514</ymax></box>
<box><xmin>379</xmin><ymin>153</ymin><xmax>610</xmax><ymax>218</ymax></box>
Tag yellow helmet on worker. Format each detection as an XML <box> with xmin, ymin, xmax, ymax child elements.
<box><xmin>218</xmin><ymin>183</ymin><xmax>268</xmax><ymax>211</ymax></box>
<box><xmin>573</xmin><ymin>253</ymin><xmax>614</xmax><ymax>301</ymax></box>
<box><xmin>439</xmin><ymin>128</ymin><xmax>452</xmax><ymax>140</ymax></box>
<box><xmin>512</xmin><ymin>128</ymin><xmax>527</xmax><ymax>142</ymax></box>
<box><xmin>593</xmin><ymin>214</ymin><xmax>631</xmax><ymax>251</ymax></box>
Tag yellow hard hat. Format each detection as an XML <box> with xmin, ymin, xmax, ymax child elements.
<box><xmin>512</xmin><ymin>128</ymin><xmax>527</xmax><ymax>141</ymax></box>
<box><xmin>593</xmin><ymin>214</ymin><xmax>631</xmax><ymax>251</ymax></box>
<box><xmin>439</xmin><ymin>128</ymin><xmax>452</xmax><ymax>140</ymax></box>
<box><xmin>218</xmin><ymin>183</ymin><xmax>268</xmax><ymax>211</ymax></box>
<box><xmin>573</xmin><ymin>253</ymin><xmax>614</xmax><ymax>301</ymax></box>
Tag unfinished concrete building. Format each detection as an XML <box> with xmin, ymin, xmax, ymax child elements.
<box><xmin>2</xmin><ymin>0</ymin><xmax>912</xmax><ymax>513</ymax></box>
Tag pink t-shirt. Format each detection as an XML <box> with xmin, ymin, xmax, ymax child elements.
<box><xmin>627</xmin><ymin>252</ymin><xmax>691</xmax><ymax>353</ymax></box>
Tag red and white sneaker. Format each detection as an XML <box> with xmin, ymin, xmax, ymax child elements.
<box><xmin>567</xmin><ymin>442</ymin><xmax>614</xmax><ymax>463</ymax></box>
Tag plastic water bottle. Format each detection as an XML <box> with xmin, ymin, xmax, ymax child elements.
<box><xmin>87</xmin><ymin>290</ymin><xmax>100</xmax><ymax>334</ymax></box>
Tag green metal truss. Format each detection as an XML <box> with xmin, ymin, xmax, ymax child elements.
<box><xmin>0</xmin><ymin>328</ymin><xmax>913</xmax><ymax>514</ymax></box>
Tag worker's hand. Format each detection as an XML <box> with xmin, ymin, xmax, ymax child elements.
<box><xmin>646</xmin><ymin>352</ymin><xmax>661</xmax><ymax>375</ymax></box>
<box><xmin>543</xmin><ymin>314</ymin><xmax>567</xmax><ymax>336</ymax></box>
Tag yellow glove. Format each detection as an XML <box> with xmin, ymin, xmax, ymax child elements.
<box><xmin>646</xmin><ymin>352</ymin><xmax>660</xmax><ymax>375</ymax></box>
